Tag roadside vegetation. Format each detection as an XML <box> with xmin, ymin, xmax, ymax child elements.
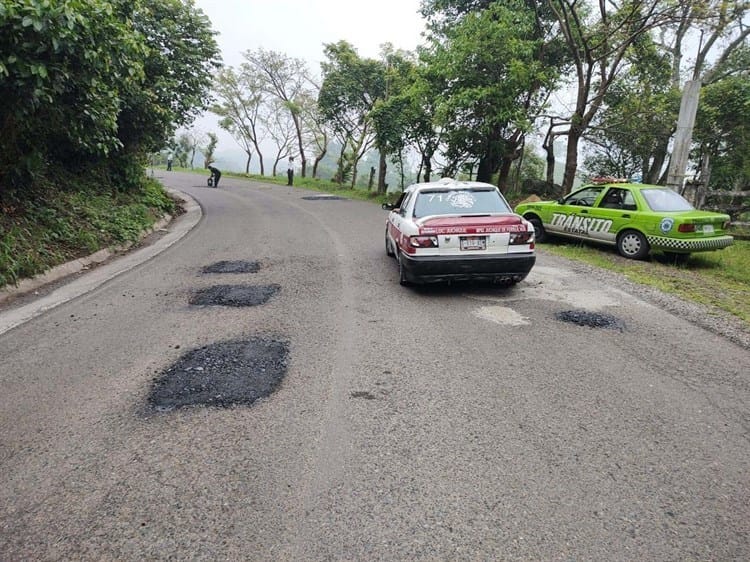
<box><xmin>1</xmin><ymin>1</ymin><xmax>219</xmax><ymax>289</ymax></box>
<box><xmin>539</xmin><ymin>238</ymin><xmax>750</xmax><ymax>324</ymax></box>
<box><xmin>0</xmin><ymin>178</ymin><xmax>175</xmax><ymax>288</ymax></box>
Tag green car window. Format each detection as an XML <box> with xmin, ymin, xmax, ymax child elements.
<box><xmin>641</xmin><ymin>188</ymin><xmax>694</xmax><ymax>212</ymax></box>
<box><xmin>564</xmin><ymin>186</ymin><xmax>604</xmax><ymax>207</ymax></box>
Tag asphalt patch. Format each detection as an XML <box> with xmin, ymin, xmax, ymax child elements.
<box><xmin>301</xmin><ymin>195</ymin><xmax>345</xmax><ymax>200</ymax></box>
<box><xmin>189</xmin><ymin>284</ymin><xmax>279</xmax><ymax>307</ymax></box>
<box><xmin>202</xmin><ymin>260</ymin><xmax>261</xmax><ymax>274</ymax></box>
<box><xmin>555</xmin><ymin>309</ymin><xmax>625</xmax><ymax>330</ymax></box>
<box><xmin>148</xmin><ymin>337</ymin><xmax>289</xmax><ymax>411</ymax></box>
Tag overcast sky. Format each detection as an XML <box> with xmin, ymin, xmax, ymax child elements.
<box><xmin>189</xmin><ymin>1</ymin><xmax>428</xmax><ymax>169</ymax></box>
<box><xmin>194</xmin><ymin>0</ymin><xmax>427</xmax><ymax>74</ymax></box>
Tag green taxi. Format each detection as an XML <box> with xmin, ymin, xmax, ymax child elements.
<box><xmin>514</xmin><ymin>181</ymin><xmax>734</xmax><ymax>260</ymax></box>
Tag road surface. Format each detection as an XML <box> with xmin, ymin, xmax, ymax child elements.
<box><xmin>1</xmin><ymin>171</ymin><xmax>748</xmax><ymax>560</ymax></box>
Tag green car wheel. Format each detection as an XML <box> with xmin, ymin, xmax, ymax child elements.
<box><xmin>529</xmin><ymin>217</ymin><xmax>547</xmax><ymax>243</ymax></box>
<box><xmin>617</xmin><ymin>230</ymin><xmax>649</xmax><ymax>260</ymax></box>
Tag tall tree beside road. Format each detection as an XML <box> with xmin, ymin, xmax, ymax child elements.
<box><xmin>369</xmin><ymin>45</ymin><xmax>418</xmax><ymax>193</ymax></box>
<box><xmin>243</xmin><ymin>49</ymin><xmax>313</xmax><ymax>178</ymax></box>
<box><xmin>547</xmin><ymin>0</ymin><xmax>677</xmax><ymax>194</ymax></box>
<box><xmin>582</xmin><ymin>35</ymin><xmax>680</xmax><ymax>183</ymax></box>
<box><xmin>318</xmin><ymin>41</ymin><xmax>384</xmax><ymax>188</ymax></box>
<box><xmin>0</xmin><ymin>0</ymin><xmax>220</xmax><ymax>195</ymax></box>
<box><xmin>694</xmin><ymin>75</ymin><xmax>750</xmax><ymax>192</ymax></box>
<box><xmin>212</xmin><ymin>66</ymin><xmax>266</xmax><ymax>175</ymax></box>
<box><xmin>420</xmin><ymin>0</ymin><xmax>563</xmax><ymax>190</ymax></box>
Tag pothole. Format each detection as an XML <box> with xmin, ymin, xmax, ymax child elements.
<box><xmin>148</xmin><ymin>337</ymin><xmax>289</xmax><ymax>411</ymax></box>
<box><xmin>301</xmin><ymin>195</ymin><xmax>345</xmax><ymax>201</ymax></box>
<box><xmin>555</xmin><ymin>309</ymin><xmax>625</xmax><ymax>330</ymax></box>
<box><xmin>189</xmin><ymin>284</ymin><xmax>279</xmax><ymax>307</ymax></box>
<box><xmin>202</xmin><ymin>260</ymin><xmax>261</xmax><ymax>274</ymax></box>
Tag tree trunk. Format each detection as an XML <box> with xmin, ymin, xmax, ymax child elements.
<box><xmin>496</xmin><ymin>158</ymin><xmax>514</xmax><ymax>193</ymax></box>
<box><xmin>562</xmin><ymin>122</ymin><xmax>583</xmax><ymax>194</ymax></box>
<box><xmin>245</xmin><ymin>152</ymin><xmax>252</xmax><ymax>174</ymax></box>
<box><xmin>377</xmin><ymin>151</ymin><xmax>387</xmax><ymax>193</ymax></box>
<box><xmin>645</xmin><ymin>142</ymin><xmax>668</xmax><ymax>184</ymax></box>
<box><xmin>476</xmin><ymin>157</ymin><xmax>494</xmax><ymax>183</ymax></box>
<box><xmin>292</xmin><ymin>113</ymin><xmax>307</xmax><ymax>178</ymax></box>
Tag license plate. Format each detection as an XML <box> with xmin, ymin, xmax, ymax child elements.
<box><xmin>460</xmin><ymin>236</ymin><xmax>486</xmax><ymax>250</ymax></box>
<box><xmin>700</xmin><ymin>224</ymin><xmax>714</xmax><ymax>234</ymax></box>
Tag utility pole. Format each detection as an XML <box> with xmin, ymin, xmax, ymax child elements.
<box><xmin>665</xmin><ymin>79</ymin><xmax>702</xmax><ymax>192</ymax></box>
<box><xmin>666</xmin><ymin>29</ymin><xmax>705</xmax><ymax>193</ymax></box>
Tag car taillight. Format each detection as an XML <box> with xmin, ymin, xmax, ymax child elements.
<box><xmin>509</xmin><ymin>231</ymin><xmax>534</xmax><ymax>245</ymax></box>
<box><xmin>678</xmin><ymin>223</ymin><xmax>695</xmax><ymax>233</ymax></box>
<box><xmin>410</xmin><ymin>235</ymin><xmax>439</xmax><ymax>248</ymax></box>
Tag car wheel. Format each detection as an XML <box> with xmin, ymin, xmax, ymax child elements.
<box><xmin>397</xmin><ymin>251</ymin><xmax>410</xmax><ymax>286</ymax></box>
<box><xmin>529</xmin><ymin>217</ymin><xmax>546</xmax><ymax>243</ymax></box>
<box><xmin>385</xmin><ymin>228</ymin><xmax>394</xmax><ymax>257</ymax></box>
<box><xmin>617</xmin><ymin>230</ymin><xmax>649</xmax><ymax>260</ymax></box>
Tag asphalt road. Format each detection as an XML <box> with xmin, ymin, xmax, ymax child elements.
<box><xmin>1</xmin><ymin>171</ymin><xmax>748</xmax><ymax>561</ymax></box>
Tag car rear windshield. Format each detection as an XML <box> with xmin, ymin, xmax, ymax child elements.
<box><xmin>640</xmin><ymin>188</ymin><xmax>695</xmax><ymax>212</ymax></box>
<box><xmin>413</xmin><ymin>189</ymin><xmax>511</xmax><ymax>218</ymax></box>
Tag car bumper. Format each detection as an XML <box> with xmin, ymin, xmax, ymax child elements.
<box><xmin>400</xmin><ymin>252</ymin><xmax>536</xmax><ymax>284</ymax></box>
<box><xmin>647</xmin><ymin>235</ymin><xmax>734</xmax><ymax>253</ymax></box>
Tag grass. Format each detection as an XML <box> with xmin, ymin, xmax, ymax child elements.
<box><xmin>0</xmin><ymin>179</ymin><xmax>175</xmax><ymax>289</ymax></box>
<box><xmin>539</xmin><ymin>237</ymin><xmax>750</xmax><ymax>325</ymax></box>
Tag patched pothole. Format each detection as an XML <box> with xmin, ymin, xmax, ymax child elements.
<box><xmin>555</xmin><ymin>309</ymin><xmax>625</xmax><ymax>331</ymax></box>
<box><xmin>189</xmin><ymin>284</ymin><xmax>280</xmax><ymax>307</ymax></box>
<box><xmin>148</xmin><ymin>337</ymin><xmax>289</xmax><ymax>411</ymax></box>
<box><xmin>202</xmin><ymin>260</ymin><xmax>261</xmax><ymax>274</ymax></box>
<box><xmin>301</xmin><ymin>195</ymin><xmax>345</xmax><ymax>201</ymax></box>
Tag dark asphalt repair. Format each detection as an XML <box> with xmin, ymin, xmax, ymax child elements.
<box><xmin>189</xmin><ymin>284</ymin><xmax>280</xmax><ymax>307</ymax></box>
<box><xmin>301</xmin><ymin>195</ymin><xmax>345</xmax><ymax>200</ymax></box>
<box><xmin>202</xmin><ymin>260</ymin><xmax>261</xmax><ymax>274</ymax></box>
<box><xmin>555</xmin><ymin>309</ymin><xmax>625</xmax><ymax>331</ymax></box>
<box><xmin>148</xmin><ymin>338</ymin><xmax>289</xmax><ymax>411</ymax></box>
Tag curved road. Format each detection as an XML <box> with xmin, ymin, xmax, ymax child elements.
<box><xmin>1</xmin><ymin>171</ymin><xmax>748</xmax><ymax>560</ymax></box>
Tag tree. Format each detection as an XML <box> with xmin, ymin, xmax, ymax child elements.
<box><xmin>243</xmin><ymin>49</ymin><xmax>313</xmax><ymax>177</ymax></box>
<box><xmin>369</xmin><ymin>45</ymin><xmax>419</xmax><ymax>193</ymax></box>
<box><xmin>420</xmin><ymin>0</ymin><xmax>563</xmax><ymax>190</ymax></box>
<box><xmin>0</xmin><ymin>0</ymin><xmax>145</xmax><ymax>189</ymax></box>
<box><xmin>583</xmin><ymin>34</ymin><xmax>680</xmax><ymax>183</ymax></box>
<box><xmin>264</xmin><ymin>99</ymin><xmax>297</xmax><ymax>176</ymax></box>
<box><xmin>212</xmin><ymin>66</ymin><xmax>266</xmax><ymax>174</ymax></box>
<box><xmin>318</xmin><ymin>41</ymin><xmax>383</xmax><ymax>188</ymax></box>
<box><xmin>694</xmin><ymin>75</ymin><xmax>750</xmax><ymax>191</ymax></box>
<box><xmin>0</xmin><ymin>0</ymin><xmax>220</xmax><ymax>195</ymax></box>
<box><xmin>547</xmin><ymin>0</ymin><xmax>678</xmax><ymax>193</ymax></box>
<box><xmin>202</xmin><ymin>133</ymin><xmax>218</xmax><ymax>168</ymax></box>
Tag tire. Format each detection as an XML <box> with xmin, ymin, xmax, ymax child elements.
<box><xmin>385</xmin><ymin>228</ymin><xmax>395</xmax><ymax>257</ymax></box>
<box><xmin>617</xmin><ymin>230</ymin><xmax>649</xmax><ymax>260</ymax></box>
<box><xmin>529</xmin><ymin>217</ymin><xmax>546</xmax><ymax>243</ymax></box>
<box><xmin>397</xmin><ymin>251</ymin><xmax>411</xmax><ymax>286</ymax></box>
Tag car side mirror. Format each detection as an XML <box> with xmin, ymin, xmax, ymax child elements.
<box><xmin>557</xmin><ymin>198</ymin><xmax>565</xmax><ymax>204</ymax></box>
<box><xmin>382</xmin><ymin>202</ymin><xmax>396</xmax><ymax>210</ymax></box>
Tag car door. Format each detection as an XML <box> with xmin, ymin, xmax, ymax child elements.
<box><xmin>388</xmin><ymin>190</ymin><xmax>413</xmax><ymax>250</ymax></box>
<box><xmin>545</xmin><ymin>186</ymin><xmax>606</xmax><ymax>241</ymax></box>
<box><xmin>586</xmin><ymin>187</ymin><xmax>638</xmax><ymax>244</ymax></box>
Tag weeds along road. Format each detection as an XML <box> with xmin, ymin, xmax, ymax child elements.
<box><xmin>1</xmin><ymin>171</ymin><xmax>748</xmax><ymax>561</ymax></box>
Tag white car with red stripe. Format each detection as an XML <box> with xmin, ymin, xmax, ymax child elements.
<box><xmin>383</xmin><ymin>178</ymin><xmax>536</xmax><ymax>286</ymax></box>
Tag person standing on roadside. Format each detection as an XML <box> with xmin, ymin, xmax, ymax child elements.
<box><xmin>207</xmin><ymin>165</ymin><xmax>221</xmax><ymax>188</ymax></box>
<box><xmin>287</xmin><ymin>156</ymin><xmax>295</xmax><ymax>186</ymax></box>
